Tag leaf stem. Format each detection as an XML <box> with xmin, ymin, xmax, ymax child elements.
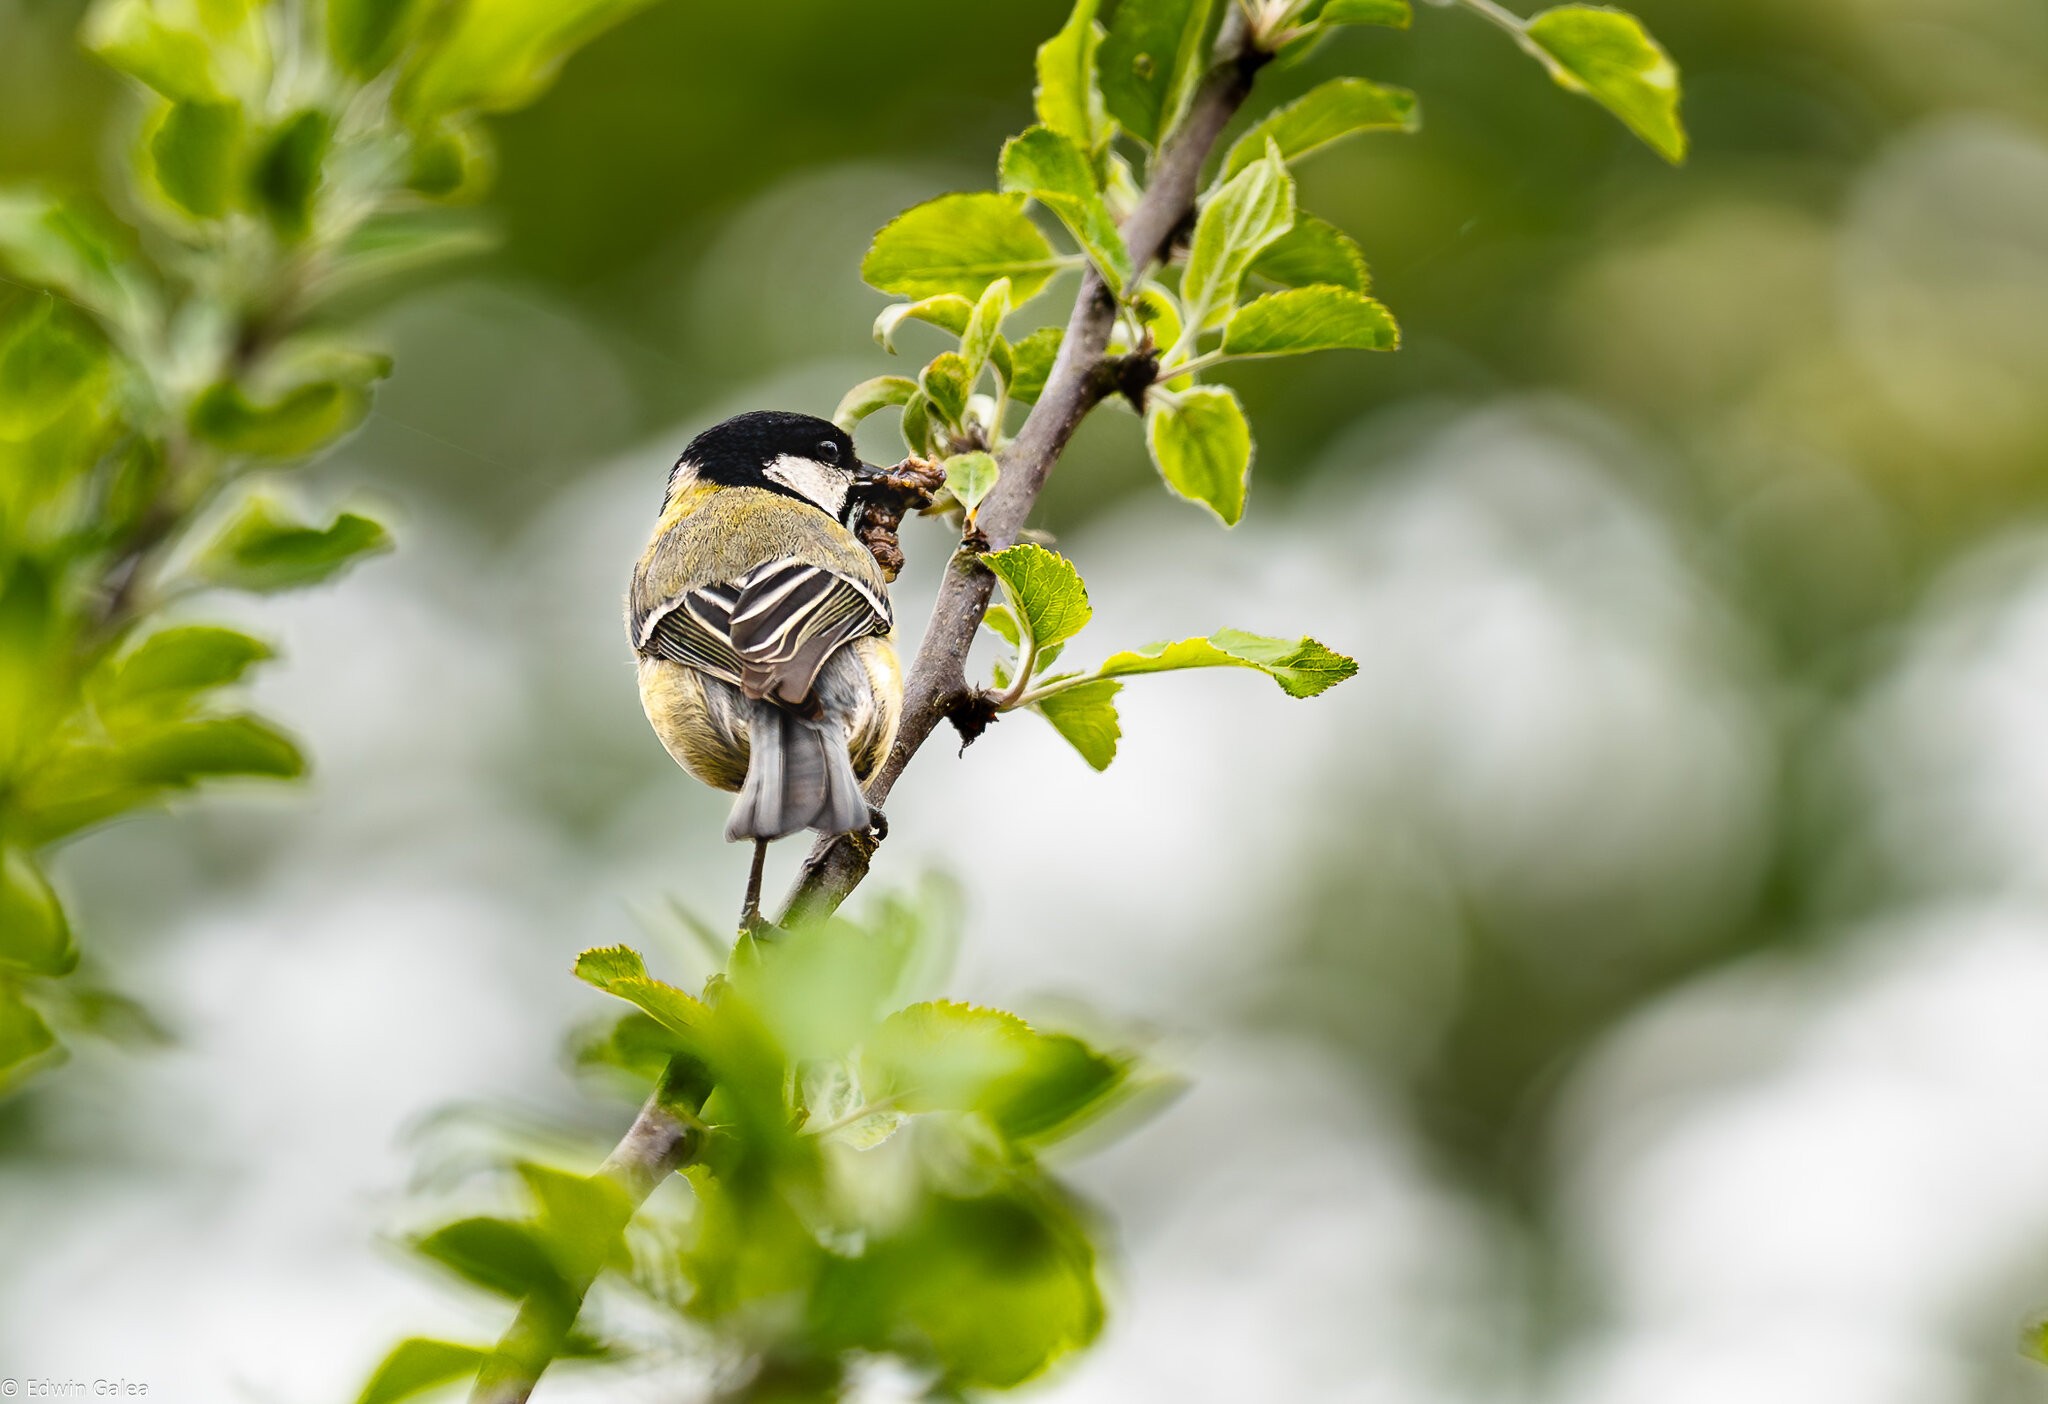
<box><xmin>1450</xmin><ymin>0</ymin><xmax>1557</xmax><ymax>70</ymax></box>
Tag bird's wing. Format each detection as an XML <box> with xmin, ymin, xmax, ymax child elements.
<box><xmin>637</xmin><ymin>558</ymin><xmax>889</xmax><ymax>709</ymax></box>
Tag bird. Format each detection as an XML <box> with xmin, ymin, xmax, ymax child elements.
<box><xmin>627</xmin><ymin>411</ymin><xmax>903</xmax><ymax>925</ymax></box>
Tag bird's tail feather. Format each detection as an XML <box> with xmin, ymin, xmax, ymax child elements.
<box><xmin>725</xmin><ymin>701</ymin><xmax>870</xmax><ymax>841</ymax></box>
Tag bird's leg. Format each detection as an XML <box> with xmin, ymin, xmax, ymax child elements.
<box><xmin>739</xmin><ymin>837</ymin><xmax>770</xmax><ymax>936</ymax></box>
<box><xmin>866</xmin><ymin>808</ymin><xmax>889</xmax><ymax>843</ymax></box>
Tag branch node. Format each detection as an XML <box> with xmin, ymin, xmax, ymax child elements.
<box><xmin>948</xmin><ymin>690</ymin><xmax>1002</xmax><ymax>753</ymax></box>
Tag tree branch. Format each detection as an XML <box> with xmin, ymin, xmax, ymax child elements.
<box><xmin>470</xmin><ymin>1089</ymin><xmax>701</xmax><ymax>1404</ymax></box>
<box><xmin>490</xmin><ymin>20</ymin><xmax>1272</xmax><ymax>1401</ymax></box>
<box><xmin>781</xmin><ymin>18</ymin><xmax>1267</xmax><ymax>928</ymax></box>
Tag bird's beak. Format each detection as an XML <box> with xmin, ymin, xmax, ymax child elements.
<box><xmin>851</xmin><ymin>459</ymin><xmax>890</xmax><ymax>489</ymax></box>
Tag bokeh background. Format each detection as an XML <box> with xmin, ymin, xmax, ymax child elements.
<box><xmin>7</xmin><ymin>0</ymin><xmax>2048</xmax><ymax>1399</ymax></box>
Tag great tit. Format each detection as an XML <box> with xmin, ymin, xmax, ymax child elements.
<box><xmin>628</xmin><ymin>411</ymin><xmax>903</xmax><ymax>845</ymax></box>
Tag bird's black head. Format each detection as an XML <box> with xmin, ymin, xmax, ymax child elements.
<box><xmin>666</xmin><ymin>410</ymin><xmax>871</xmax><ymax>523</ymax></box>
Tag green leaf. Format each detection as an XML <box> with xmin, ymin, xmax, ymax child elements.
<box><xmin>984</xmin><ymin>1033</ymin><xmax>1130</xmax><ymax>1144</ymax></box>
<box><xmin>354</xmin><ymin>1339</ymin><xmax>488</xmax><ymax>1404</ymax></box>
<box><xmin>83</xmin><ymin>0</ymin><xmax>268</xmax><ymax>105</ymax></box>
<box><xmin>1097</xmin><ymin>628</ymin><xmax>1358</xmax><ymax>696</ymax></box>
<box><xmin>192</xmin><ymin>494</ymin><xmax>393</xmax><ymax>593</ymax></box>
<box><xmin>1099</xmin><ymin>0</ymin><xmax>1222</xmax><ymax>147</ymax></box>
<box><xmin>574</xmin><ymin>944</ymin><xmax>709</xmax><ymax>1040</ymax></box>
<box><xmin>821</xmin><ymin>1190</ymin><xmax>1103</xmax><ymax>1387</ymax></box>
<box><xmin>1222</xmin><ymin>286</ymin><xmax>1398</xmax><ymax>355</ymax></box>
<box><xmin>862</xmin><ymin>192</ymin><xmax>1064</xmax><ymax>304</ymax></box>
<box><xmin>1248</xmin><ymin>215</ymin><xmax>1369</xmax><ymax>293</ymax></box>
<box><xmin>960</xmin><ymin>279</ymin><xmax>1012</xmax><ymax>385</ymax></box>
<box><xmin>981</xmin><ymin>544</ymin><xmax>1091</xmax><ymax>652</ymax></box>
<box><xmin>397</xmin><ymin>0</ymin><xmax>663</xmax><ymax>118</ymax></box>
<box><xmin>1003</xmin><ymin>327</ymin><xmax>1063</xmax><ymax>404</ymax></box>
<box><xmin>834</xmin><ymin>376</ymin><xmax>919</xmax><ymax>432</ymax></box>
<box><xmin>0</xmin><ymin>847</ymin><xmax>76</xmax><ymax>977</ymax></box>
<box><xmin>921</xmin><ymin>351</ymin><xmax>973</xmax><ymax>428</ymax></box>
<box><xmin>998</xmin><ymin>127</ymin><xmax>1131</xmax><ymax>295</ymax></box>
<box><xmin>1035</xmin><ymin>0</ymin><xmax>1109</xmax><ymax>153</ymax></box>
<box><xmin>1220</xmin><ymin>77</ymin><xmax>1418</xmax><ymax>181</ymax></box>
<box><xmin>329</xmin><ymin>0</ymin><xmax>427</xmax><ymax>79</ymax></box>
<box><xmin>1147</xmin><ymin>384</ymin><xmax>1252</xmax><ymax>524</ymax></box>
<box><xmin>520</xmin><ymin>1162</ymin><xmax>633</xmax><ymax>1279</ymax></box>
<box><xmin>1180</xmin><ymin>144</ymin><xmax>1295</xmax><ymax>335</ymax></box>
<box><xmin>1524</xmin><ymin>5</ymin><xmax>1686</xmax><ymax>164</ymax></box>
<box><xmin>861</xmin><ymin>1001</ymin><xmax>1037</xmax><ymax>1115</ymax></box>
<box><xmin>120</xmin><ymin>714</ymin><xmax>306</xmax><ymax>784</ymax></box>
<box><xmin>145</xmin><ymin>100</ymin><xmax>244</xmax><ymax>219</ymax></box>
<box><xmin>189</xmin><ymin>354</ymin><xmax>385</xmax><ymax>458</ymax></box>
<box><xmin>1033</xmin><ymin>678</ymin><xmax>1122</xmax><ymax>770</ymax></box>
<box><xmin>248</xmin><ymin>109</ymin><xmax>332</xmax><ymax>237</ymax></box>
<box><xmin>1311</xmin><ymin>0</ymin><xmax>1411</xmax><ymax>26</ymax></box>
<box><xmin>900</xmin><ymin>392</ymin><xmax>936</xmax><ymax>458</ymax></box>
<box><xmin>983</xmin><ymin>604</ymin><xmax>1022</xmax><ymax>648</ymax></box>
<box><xmin>0</xmin><ymin>297</ymin><xmax>105</xmax><ymax>438</ymax></box>
<box><xmin>0</xmin><ymin>988</ymin><xmax>59</xmax><ymax>1088</ymax></box>
<box><xmin>0</xmin><ymin>190</ymin><xmax>147</xmax><ymax>326</ymax></box>
<box><xmin>415</xmin><ymin>1218</ymin><xmax>567</xmax><ymax>1303</ymax></box>
<box><xmin>404</xmin><ymin>119</ymin><xmax>495</xmax><ymax>202</ymax></box>
<box><xmin>943</xmin><ymin>452</ymin><xmax>1000</xmax><ymax>522</ymax></box>
<box><xmin>874</xmin><ymin>294</ymin><xmax>974</xmax><ymax>353</ymax></box>
<box><xmin>95</xmin><ymin>626</ymin><xmax>273</xmax><ymax>719</ymax></box>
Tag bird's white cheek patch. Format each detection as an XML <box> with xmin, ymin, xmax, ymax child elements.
<box><xmin>762</xmin><ymin>455</ymin><xmax>851</xmax><ymax>518</ymax></box>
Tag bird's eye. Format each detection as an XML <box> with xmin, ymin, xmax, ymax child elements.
<box><xmin>815</xmin><ymin>439</ymin><xmax>840</xmax><ymax>463</ymax></box>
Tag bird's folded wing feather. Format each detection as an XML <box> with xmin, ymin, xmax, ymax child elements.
<box><xmin>637</xmin><ymin>558</ymin><xmax>889</xmax><ymax>708</ymax></box>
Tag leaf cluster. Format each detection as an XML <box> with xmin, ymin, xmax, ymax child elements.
<box><xmin>0</xmin><ymin>0</ymin><xmax>656</xmax><ymax>1090</ymax></box>
<box><xmin>367</xmin><ymin>894</ymin><xmax>1165</xmax><ymax>1402</ymax></box>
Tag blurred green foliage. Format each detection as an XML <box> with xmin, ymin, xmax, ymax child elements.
<box><xmin>0</xmin><ymin>0</ymin><xmax>661</xmax><ymax>1087</ymax></box>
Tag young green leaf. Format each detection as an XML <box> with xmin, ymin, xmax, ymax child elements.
<box><xmin>1222</xmin><ymin>286</ymin><xmax>1398</xmax><ymax>355</ymax></box>
<box><xmin>575</xmin><ymin>944</ymin><xmax>709</xmax><ymax>1039</ymax></box>
<box><xmin>95</xmin><ymin>626</ymin><xmax>273</xmax><ymax>719</ymax></box>
<box><xmin>1180</xmin><ymin>145</ymin><xmax>1295</xmax><ymax>335</ymax></box>
<box><xmin>189</xmin><ymin>346</ymin><xmax>387</xmax><ymax>458</ymax></box>
<box><xmin>0</xmin><ymin>297</ymin><xmax>105</xmax><ymax>439</ymax></box>
<box><xmin>315</xmin><ymin>210</ymin><xmax>498</xmax><ymax>306</ymax></box>
<box><xmin>328</xmin><ymin>0</ymin><xmax>426</xmax><ymax>79</ymax></box>
<box><xmin>414</xmin><ymin>1218</ymin><xmax>568</xmax><ymax>1303</ymax></box>
<box><xmin>1311</xmin><ymin>0</ymin><xmax>1412</xmax><ymax>26</ymax></box>
<box><xmin>1147</xmin><ymin>385</ymin><xmax>1252</xmax><ymax>524</ymax></box>
<box><xmin>1249</xmin><ymin>215</ymin><xmax>1370</xmax><ymax>293</ymax></box>
<box><xmin>192</xmin><ymin>495</ymin><xmax>393</xmax><ymax>594</ymax></box>
<box><xmin>84</xmin><ymin>0</ymin><xmax>268</xmax><ymax>105</ymax></box>
<box><xmin>861</xmin><ymin>1001</ymin><xmax>1038</xmax><ymax>1114</ymax></box>
<box><xmin>863</xmin><ymin>192</ymin><xmax>1064</xmax><ymax>303</ymax></box>
<box><xmin>921</xmin><ymin>351</ymin><xmax>974</xmax><ymax>428</ymax></box>
<box><xmin>0</xmin><ymin>847</ymin><xmax>76</xmax><ymax>978</ymax></box>
<box><xmin>983</xmin><ymin>604</ymin><xmax>1022</xmax><ymax>648</ymax></box>
<box><xmin>1003</xmin><ymin>327</ymin><xmax>1064</xmax><ymax>404</ymax></box>
<box><xmin>1098</xmin><ymin>0</ymin><xmax>1221</xmax><ymax>147</ymax></box>
<box><xmin>396</xmin><ymin>0</ymin><xmax>662</xmax><ymax>118</ymax></box>
<box><xmin>1525</xmin><ymin>5</ymin><xmax>1686</xmax><ymax>164</ymax></box>
<box><xmin>944</xmin><ymin>452</ymin><xmax>1000</xmax><ymax>522</ymax></box>
<box><xmin>119</xmin><ymin>714</ymin><xmax>306</xmax><ymax>785</ymax></box>
<box><xmin>981</xmin><ymin>543</ymin><xmax>1092</xmax><ymax>652</ymax></box>
<box><xmin>145</xmin><ymin>100</ymin><xmax>243</xmax><ymax>219</ymax></box>
<box><xmin>1219</xmin><ymin>77</ymin><xmax>1418</xmax><ymax>181</ymax></box>
<box><xmin>998</xmin><ymin>127</ymin><xmax>1131</xmax><ymax>294</ymax></box>
<box><xmin>354</xmin><ymin>1339</ymin><xmax>488</xmax><ymax>1404</ymax></box>
<box><xmin>0</xmin><ymin>990</ymin><xmax>58</xmax><ymax>1087</ymax></box>
<box><xmin>874</xmin><ymin>293</ymin><xmax>975</xmax><ymax>352</ymax></box>
<box><xmin>1096</xmin><ymin>629</ymin><xmax>1358</xmax><ymax>696</ymax></box>
<box><xmin>1034</xmin><ymin>678</ymin><xmax>1122</xmax><ymax>770</ymax></box>
<box><xmin>404</xmin><ymin>119</ymin><xmax>495</xmax><ymax>202</ymax></box>
<box><xmin>833</xmin><ymin>376</ymin><xmax>919</xmax><ymax>431</ymax></box>
<box><xmin>248</xmin><ymin>109</ymin><xmax>332</xmax><ymax>238</ymax></box>
<box><xmin>1035</xmin><ymin>0</ymin><xmax>1110</xmax><ymax>153</ymax></box>
<box><xmin>900</xmin><ymin>391</ymin><xmax>936</xmax><ymax>458</ymax></box>
<box><xmin>0</xmin><ymin>190</ymin><xmax>148</xmax><ymax>326</ymax></box>
<box><xmin>960</xmin><ymin>278</ymin><xmax>1012</xmax><ymax>385</ymax></box>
